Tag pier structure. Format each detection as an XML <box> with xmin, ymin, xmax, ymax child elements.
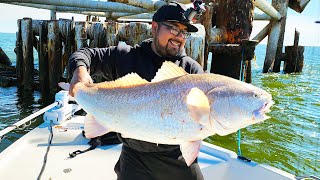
<box><xmin>0</xmin><ymin>0</ymin><xmax>311</xmax><ymax>93</ymax></box>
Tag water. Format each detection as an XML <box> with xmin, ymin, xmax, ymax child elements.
<box><xmin>0</xmin><ymin>32</ymin><xmax>319</xmax><ymax>176</ymax></box>
<box><xmin>207</xmin><ymin>44</ymin><xmax>320</xmax><ymax>176</ymax></box>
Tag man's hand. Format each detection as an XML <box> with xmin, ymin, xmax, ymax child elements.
<box><xmin>69</xmin><ymin>66</ymin><xmax>93</xmax><ymax>97</ymax></box>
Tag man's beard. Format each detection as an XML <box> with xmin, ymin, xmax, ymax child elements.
<box><xmin>153</xmin><ymin>33</ymin><xmax>182</xmax><ymax>58</ymax></box>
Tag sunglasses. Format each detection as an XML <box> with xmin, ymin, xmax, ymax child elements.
<box><xmin>159</xmin><ymin>22</ymin><xmax>191</xmax><ymax>39</ymax></box>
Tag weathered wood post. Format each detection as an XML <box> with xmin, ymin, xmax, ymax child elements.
<box><xmin>15</xmin><ymin>19</ymin><xmax>24</xmax><ymax>87</ymax></box>
<box><xmin>210</xmin><ymin>0</ymin><xmax>254</xmax><ymax>81</ymax></box>
<box><xmin>88</xmin><ymin>22</ymin><xmax>105</xmax><ymax>48</ymax></box>
<box><xmin>104</xmin><ymin>21</ymin><xmax>119</xmax><ymax>47</ymax></box>
<box><xmin>185</xmin><ymin>25</ymin><xmax>205</xmax><ymax>68</ymax></box>
<box><xmin>263</xmin><ymin>21</ymin><xmax>281</xmax><ymax>73</ymax></box>
<box><xmin>118</xmin><ymin>22</ymin><xmax>152</xmax><ymax>46</ymax></box>
<box><xmin>21</xmin><ymin>18</ymin><xmax>34</xmax><ymax>90</ymax></box>
<box><xmin>283</xmin><ymin>29</ymin><xmax>304</xmax><ymax>73</ymax></box>
<box><xmin>47</xmin><ymin>20</ymin><xmax>62</xmax><ymax>94</ymax></box>
<box><xmin>0</xmin><ymin>47</ymin><xmax>12</xmax><ymax>66</ymax></box>
<box><xmin>74</xmin><ymin>21</ymin><xmax>88</xmax><ymax>50</ymax></box>
<box><xmin>199</xmin><ymin>0</ymin><xmax>213</xmax><ymax>71</ymax></box>
<box><xmin>87</xmin><ymin>22</ymin><xmax>106</xmax><ymax>83</ymax></box>
<box><xmin>241</xmin><ymin>39</ymin><xmax>258</xmax><ymax>83</ymax></box>
<box><xmin>38</xmin><ymin>20</ymin><xmax>49</xmax><ymax>92</ymax></box>
<box><xmin>271</xmin><ymin>0</ymin><xmax>289</xmax><ymax>72</ymax></box>
<box><xmin>59</xmin><ymin>19</ymin><xmax>72</xmax><ymax>81</ymax></box>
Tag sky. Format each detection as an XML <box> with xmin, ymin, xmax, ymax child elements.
<box><xmin>0</xmin><ymin>0</ymin><xmax>319</xmax><ymax>46</ymax></box>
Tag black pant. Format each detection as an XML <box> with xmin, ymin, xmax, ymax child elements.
<box><xmin>114</xmin><ymin>145</ymin><xmax>204</xmax><ymax>180</ymax></box>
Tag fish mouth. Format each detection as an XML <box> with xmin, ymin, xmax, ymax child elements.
<box><xmin>253</xmin><ymin>101</ymin><xmax>274</xmax><ymax>120</ymax></box>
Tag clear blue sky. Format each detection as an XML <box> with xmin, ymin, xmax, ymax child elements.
<box><xmin>0</xmin><ymin>0</ymin><xmax>319</xmax><ymax>46</ymax></box>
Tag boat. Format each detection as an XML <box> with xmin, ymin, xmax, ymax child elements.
<box><xmin>0</xmin><ymin>91</ymin><xmax>297</xmax><ymax>179</ymax></box>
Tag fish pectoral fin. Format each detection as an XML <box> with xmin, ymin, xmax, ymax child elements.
<box><xmin>186</xmin><ymin>87</ymin><xmax>210</xmax><ymax>124</ymax></box>
<box><xmin>58</xmin><ymin>82</ymin><xmax>70</xmax><ymax>91</ymax></box>
<box><xmin>84</xmin><ymin>114</ymin><xmax>110</xmax><ymax>139</ymax></box>
<box><xmin>151</xmin><ymin>61</ymin><xmax>188</xmax><ymax>82</ymax></box>
<box><xmin>180</xmin><ymin>140</ymin><xmax>202</xmax><ymax>166</ymax></box>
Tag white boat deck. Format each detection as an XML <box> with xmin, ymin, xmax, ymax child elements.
<box><xmin>0</xmin><ymin>116</ymin><xmax>295</xmax><ymax>180</ymax></box>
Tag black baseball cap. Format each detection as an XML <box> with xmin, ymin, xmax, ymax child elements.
<box><xmin>152</xmin><ymin>2</ymin><xmax>198</xmax><ymax>32</ymax></box>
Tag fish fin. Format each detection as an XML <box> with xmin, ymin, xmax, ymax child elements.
<box><xmin>186</xmin><ymin>87</ymin><xmax>211</xmax><ymax>125</ymax></box>
<box><xmin>180</xmin><ymin>140</ymin><xmax>202</xmax><ymax>166</ymax></box>
<box><xmin>84</xmin><ymin>114</ymin><xmax>110</xmax><ymax>139</ymax></box>
<box><xmin>152</xmin><ymin>61</ymin><xmax>188</xmax><ymax>82</ymax></box>
<box><xmin>96</xmin><ymin>73</ymin><xmax>148</xmax><ymax>89</ymax></box>
<box><xmin>58</xmin><ymin>82</ymin><xmax>70</xmax><ymax>91</ymax></box>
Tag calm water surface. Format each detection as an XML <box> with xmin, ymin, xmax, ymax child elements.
<box><xmin>0</xmin><ymin>33</ymin><xmax>319</xmax><ymax>176</ymax></box>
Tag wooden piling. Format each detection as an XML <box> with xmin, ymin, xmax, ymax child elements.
<box><xmin>215</xmin><ymin>0</ymin><xmax>254</xmax><ymax>44</ymax></box>
<box><xmin>104</xmin><ymin>22</ymin><xmax>119</xmax><ymax>47</ymax></box>
<box><xmin>185</xmin><ymin>25</ymin><xmax>205</xmax><ymax>67</ymax></box>
<box><xmin>272</xmin><ymin>0</ymin><xmax>289</xmax><ymax>72</ymax></box>
<box><xmin>284</xmin><ymin>29</ymin><xmax>304</xmax><ymax>73</ymax></box>
<box><xmin>210</xmin><ymin>44</ymin><xmax>243</xmax><ymax>79</ymax></box>
<box><xmin>59</xmin><ymin>19</ymin><xmax>72</xmax><ymax>80</ymax></box>
<box><xmin>211</xmin><ymin>0</ymin><xmax>254</xmax><ymax>80</ymax></box>
<box><xmin>241</xmin><ymin>39</ymin><xmax>259</xmax><ymax>83</ymax></box>
<box><xmin>88</xmin><ymin>22</ymin><xmax>105</xmax><ymax>48</ymax></box>
<box><xmin>15</xmin><ymin>19</ymin><xmax>23</xmax><ymax>87</ymax></box>
<box><xmin>87</xmin><ymin>22</ymin><xmax>107</xmax><ymax>83</ymax></box>
<box><xmin>47</xmin><ymin>20</ymin><xmax>62</xmax><ymax>94</ymax></box>
<box><xmin>263</xmin><ymin>20</ymin><xmax>281</xmax><ymax>73</ymax></box>
<box><xmin>38</xmin><ymin>20</ymin><xmax>49</xmax><ymax>92</ymax></box>
<box><xmin>32</xmin><ymin>20</ymin><xmax>43</xmax><ymax>36</ymax></box>
<box><xmin>11</xmin><ymin>16</ymin><xmax>208</xmax><ymax>91</ymax></box>
<box><xmin>199</xmin><ymin>0</ymin><xmax>213</xmax><ymax>71</ymax></box>
<box><xmin>0</xmin><ymin>47</ymin><xmax>12</xmax><ymax>66</ymax></box>
<box><xmin>288</xmin><ymin>0</ymin><xmax>311</xmax><ymax>13</ymax></box>
<box><xmin>74</xmin><ymin>21</ymin><xmax>88</xmax><ymax>50</ymax></box>
<box><xmin>21</xmin><ymin>18</ymin><xmax>34</xmax><ymax>90</ymax></box>
<box><xmin>118</xmin><ymin>22</ymin><xmax>152</xmax><ymax>46</ymax></box>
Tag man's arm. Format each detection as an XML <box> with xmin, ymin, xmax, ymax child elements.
<box><xmin>68</xmin><ymin>47</ymin><xmax>115</xmax><ymax>97</ymax></box>
<box><xmin>177</xmin><ymin>56</ymin><xmax>205</xmax><ymax>74</ymax></box>
<box><xmin>69</xmin><ymin>47</ymin><xmax>116</xmax><ymax>77</ymax></box>
<box><xmin>69</xmin><ymin>66</ymin><xmax>93</xmax><ymax>97</ymax></box>
<box><xmin>68</xmin><ymin>44</ymin><xmax>132</xmax><ymax>96</ymax></box>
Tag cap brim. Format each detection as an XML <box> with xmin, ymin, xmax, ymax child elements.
<box><xmin>166</xmin><ymin>20</ymin><xmax>198</xmax><ymax>32</ymax></box>
<box><xmin>182</xmin><ymin>22</ymin><xmax>198</xmax><ymax>32</ymax></box>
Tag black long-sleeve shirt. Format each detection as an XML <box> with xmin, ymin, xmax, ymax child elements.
<box><xmin>69</xmin><ymin>38</ymin><xmax>204</xmax><ymax>152</ymax></box>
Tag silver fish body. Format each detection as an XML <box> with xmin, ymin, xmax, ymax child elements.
<box><xmin>60</xmin><ymin>62</ymin><xmax>273</xmax><ymax>166</ymax></box>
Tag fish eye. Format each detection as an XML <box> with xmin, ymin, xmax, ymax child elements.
<box><xmin>253</xmin><ymin>91</ymin><xmax>259</xmax><ymax>98</ymax></box>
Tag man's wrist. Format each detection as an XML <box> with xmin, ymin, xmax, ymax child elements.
<box><xmin>73</xmin><ymin>66</ymin><xmax>88</xmax><ymax>75</ymax></box>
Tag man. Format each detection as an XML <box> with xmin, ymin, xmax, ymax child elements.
<box><xmin>68</xmin><ymin>2</ymin><xmax>204</xmax><ymax>180</ymax></box>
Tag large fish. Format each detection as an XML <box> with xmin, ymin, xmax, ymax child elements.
<box><xmin>59</xmin><ymin>61</ymin><xmax>273</xmax><ymax>166</ymax></box>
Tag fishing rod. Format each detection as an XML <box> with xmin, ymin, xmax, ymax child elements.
<box><xmin>0</xmin><ymin>101</ymin><xmax>59</xmax><ymax>141</ymax></box>
<box><xmin>0</xmin><ymin>90</ymin><xmax>80</xmax><ymax>143</ymax></box>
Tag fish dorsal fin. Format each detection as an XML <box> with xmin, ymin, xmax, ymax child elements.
<box><xmin>96</xmin><ymin>73</ymin><xmax>148</xmax><ymax>89</ymax></box>
<box><xmin>152</xmin><ymin>61</ymin><xmax>188</xmax><ymax>82</ymax></box>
